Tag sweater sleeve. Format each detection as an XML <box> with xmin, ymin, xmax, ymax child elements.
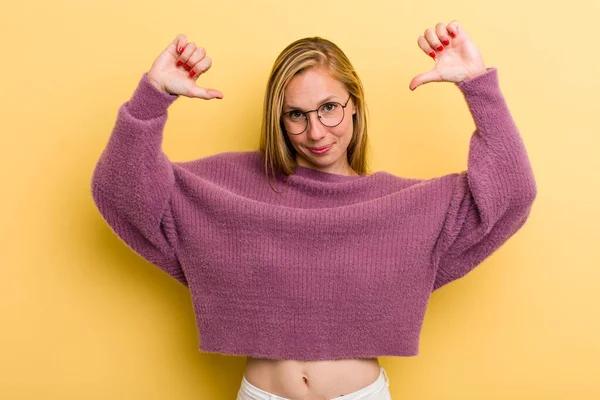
<box><xmin>432</xmin><ymin>67</ymin><xmax>537</xmax><ymax>291</ymax></box>
<box><xmin>91</xmin><ymin>73</ymin><xmax>188</xmax><ymax>286</ymax></box>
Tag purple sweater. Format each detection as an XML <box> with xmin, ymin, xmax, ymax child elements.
<box><xmin>91</xmin><ymin>67</ymin><xmax>537</xmax><ymax>361</ymax></box>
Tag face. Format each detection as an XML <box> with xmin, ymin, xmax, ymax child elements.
<box><xmin>282</xmin><ymin>66</ymin><xmax>356</xmax><ymax>176</ymax></box>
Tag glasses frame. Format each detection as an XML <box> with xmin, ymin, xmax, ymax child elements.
<box><xmin>281</xmin><ymin>96</ymin><xmax>352</xmax><ymax>135</ymax></box>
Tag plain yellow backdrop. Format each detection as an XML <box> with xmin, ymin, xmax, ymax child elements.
<box><xmin>2</xmin><ymin>0</ymin><xmax>599</xmax><ymax>398</ymax></box>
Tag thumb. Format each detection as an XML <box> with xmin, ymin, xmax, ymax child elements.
<box><xmin>188</xmin><ymin>85</ymin><xmax>223</xmax><ymax>100</ymax></box>
<box><xmin>409</xmin><ymin>70</ymin><xmax>442</xmax><ymax>91</ymax></box>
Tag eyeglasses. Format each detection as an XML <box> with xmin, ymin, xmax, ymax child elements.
<box><xmin>281</xmin><ymin>96</ymin><xmax>352</xmax><ymax>135</ymax></box>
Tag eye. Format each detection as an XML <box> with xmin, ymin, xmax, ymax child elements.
<box><xmin>288</xmin><ymin>110</ymin><xmax>304</xmax><ymax>120</ymax></box>
<box><xmin>321</xmin><ymin>103</ymin><xmax>338</xmax><ymax>113</ymax></box>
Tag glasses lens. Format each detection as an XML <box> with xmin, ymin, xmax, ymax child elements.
<box><xmin>318</xmin><ymin>102</ymin><xmax>344</xmax><ymax>127</ymax></box>
<box><xmin>282</xmin><ymin>102</ymin><xmax>345</xmax><ymax>134</ymax></box>
<box><xmin>283</xmin><ymin>111</ymin><xmax>307</xmax><ymax>134</ymax></box>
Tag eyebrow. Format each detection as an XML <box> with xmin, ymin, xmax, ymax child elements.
<box><xmin>283</xmin><ymin>95</ymin><xmax>340</xmax><ymax>112</ymax></box>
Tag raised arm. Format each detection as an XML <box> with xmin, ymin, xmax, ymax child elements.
<box><xmin>91</xmin><ymin>34</ymin><xmax>223</xmax><ymax>285</ymax></box>
<box><xmin>91</xmin><ymin>73</ymin><xmax>186</xmax><ymax>284</ymax></box>
<box><xmin>432</xmin><ymin>67</ymin><xmax>537</xmax><ymax>290</ymax></box>
<box><xmin>408</xmin><ymin>21</ymin><xmax>537</xmax><ymax>290</ymax></box>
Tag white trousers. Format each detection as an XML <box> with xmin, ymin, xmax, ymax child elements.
<box><xmin>236</xmin><ymin>366</ymin><xmax>391</xmax><ymax>400</ymax></box>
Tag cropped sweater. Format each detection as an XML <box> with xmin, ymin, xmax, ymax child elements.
<box><xmin>91</xmin><ymin>67</ymin><xmax>537</xmax><ymax>361</ymax></box>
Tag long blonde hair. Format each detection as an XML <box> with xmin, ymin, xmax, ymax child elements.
<box><xmin>259</xmin><ymin>37</ymin><xmax>369</xmax><ymax>187</ymax></box>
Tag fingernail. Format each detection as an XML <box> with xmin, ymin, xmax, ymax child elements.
<box><xmin>437</xmin><ymin>46</ymin><xmax>444</xmax><ymax>51</ymax></box>
<box><xmin>178</xmin><ymin>47</ymin><xmax>183</xmax><ymax>53</ymax></box>
<box><xmin>190</xmin><ymin>70</ymin><xmax>196</xmax><ymax>77</ymax></box>
<box><xmin>176</xmin><ymin>60</ymin><xmax>183</xmax><ymax>67</ymax></box>
<box><xmin>429</xmin><ymin>52</ymin><xmax>436</xmax><ymax>59</ymax></box>
<box><xmin>450</xmin><ymin>31</ymin><xmax>456</xmax><ymax>38</ymax></box>
<box><xmin>443</xmin><ymin>39</ymin><xmax>450</xmax><ymax>46</ymax></box>
<box><xmin>184</xmin><ymin>64</ymin><xmax>191</xmax><ymax>71</ymax></box>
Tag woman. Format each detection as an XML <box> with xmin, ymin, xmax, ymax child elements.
<box><xmin>91</xmin><ymin>20</ymin><xmax>537</xmax><ymax>400</ymax></box>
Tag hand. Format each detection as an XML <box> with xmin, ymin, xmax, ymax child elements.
<box><xmin>146</xmin><ymin>34</ymin><xmax>223</xmax><ymax>100</ymax></box>
<box><xmin>409</xmin><ymin>21</ymin><xmax>486</xmax><ymax>91</ymax></box>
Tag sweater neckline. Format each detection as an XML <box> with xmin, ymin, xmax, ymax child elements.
<box><xmin>292</xmin><ymin>165</ymin><xmax>366</xmax><ymax>183</ymax></box>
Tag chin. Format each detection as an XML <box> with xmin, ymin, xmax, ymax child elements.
<box><xmin>302</xmin><ymin>155</ymin><xmax>339</xmax><ymax>170</ymax></box>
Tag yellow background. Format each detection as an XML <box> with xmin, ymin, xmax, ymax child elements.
<box><xmin>2</xmin><ymin>0</ymin><xmax>598</xmax><ymax>398</ymax></box>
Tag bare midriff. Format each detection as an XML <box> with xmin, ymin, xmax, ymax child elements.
<box><xmin>243</xmin><ymin>357</ymin><xmax>381</xmax><ymax>399</ymax></box>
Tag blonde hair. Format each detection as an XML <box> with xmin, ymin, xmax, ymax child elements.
<box><xmin>259</xmin><ymin>37</ymin><xmax>369</xmax><ymax>187</ymax></box>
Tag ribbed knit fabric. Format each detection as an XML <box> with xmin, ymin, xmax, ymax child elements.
<box><xmin>91</xmin><ymin>67</ymin><xmax>537</xmax><ymax>361</ymax></box>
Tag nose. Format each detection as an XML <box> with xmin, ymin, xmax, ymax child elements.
<box><xmin>306</xmin><ymin>112</ymin><xmax>326</xmax><ymax>141</ymax></box>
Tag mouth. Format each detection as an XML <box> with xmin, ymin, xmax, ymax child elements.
<box><xmin>308</xmin><ymin>144</ymin><xmax>332</xmax><ymax>155</ymax></box>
